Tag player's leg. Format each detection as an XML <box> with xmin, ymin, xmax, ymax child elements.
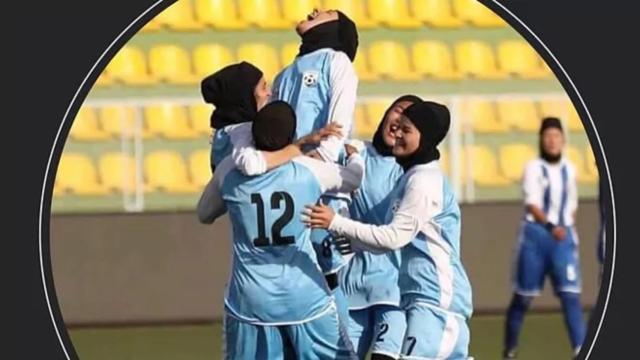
<box><xmin>503</xmin><ymin>223</ymin><xmax>546</xmax><ymax>358</ymax></box>
<box><xmin>287</xmin><ymin>304</ymin><xmax>357</xmax><ymax>360</ymax></box>
<box><xmin>347</xmin><ymin>308</ymin><xmax>374</xmax><ymax>359</ymax></box>
<box><xmin>401</xmin><ymin>304</ymin><xmax>469</xmax><ymax>359</ymax></box>
<box><xmin>223</xmin><ymin>313</ymin><xmax>284</xmax><ymax>360</ymax></box>
<box><xmin>370</xmin><ymin>305</ymin><xmax>406</xmax><ymax>360</ymax></box>
<box><xmin>551</xmin><ymin>227</ymin><xmax>586</xmax><ymax>356</ymax></box>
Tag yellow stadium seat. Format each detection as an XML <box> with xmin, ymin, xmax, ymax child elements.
<box><xmin>282</xmin><ymin>0</ymin><xmax>321</xmax><ymax>25</ymax></box>
<box><xmin>497</xmin><ymin>99</ymin><xmax>540</xmax><ymax>132</ymax></box>
<box><xmin>585</xmin><ymin>147</ymin><xmax>598</xmax><ymax>179</ymax></box>
<box><xmin>365</xmin><ymin>99</ymin><xmax>392</xmax><ymax>131</ymax></box>
<box><xmin>455</xmin><ymin>41</ymin><xmax>507</xmax><ymax>79</ymax></box>
<box><xmin>237</xmin><ymin>43</ymin><xmax>280</xmax><ymax>82</ymax></box>
<box><xmin>99</xmin><ymin>152</ymin><xmax>137</xmax><ymax>193</ymax></box>
<box><xmin>410</xmin><ymin>0</ymin><xmax>463</xmax><ymax>28</ymax></box>
<box><xmin>467</xmin><ymin>145</ymin><xmax>510</xmax><ymax>186</ymax></box>
<box><xmin>154</xmin><ymin>0</ymin><xmax>204</xmax><ymax>31</ymax></box>
<box><xmin>105</xmin><ymin>46</ymin><xmax>155</xmax><ymax>85</ymax></box>
<box><xmin>100</xmin><ymin>105</ymin><xmax>152</xmax><ymax>139</ymax></box>
<box><xmin>497</xmin><ymin>40</ymin><xmax>549</xmax><ymax>79</ymax></box>
<box><xmin>149</xmin><ymin>44</ymin><xmax>198</xmax><ymax>84</ymax></box>
<box><xmin>52</xmin><ymin>181</ymin><xmax>63</xmax><ymax>197</ymax></box>
<box><xmin>140</xmin><ymin>17</ymin><xmax>162</xmax><ymax>32</ymax></box>
<box><xmin>189</xmin><ymin>103</ymin><xmax>215</xmax><ymax>136</ymax></box>
<box><xmin>369</xmin><ymin>41</ymin><xmax>420</xmax><ymax>81</ymax></box>
<box><xmin>499</xmin><ymin>144</ymin><xmax>536</xmax><ymax>181</ymax></box>
<box><xmin>95</xmin><ymin>72</ymin><xmax>113</xmax><ymax>87</ymax></box>
<box><xmin>193</xmin><ymin>44</ymin><xmax>235</xmax><ymax>79</ymax></box>
<box><xmin>70</xmin><ymin>107</ymin><xmax>110</xmax><ymax>141</ymax></box>
<box><xmin>145</xmin><ymin>103</ymin><xmax>199</xmax><ymax>140</ymax></box>
<box><xmin>460</xmin><ymin>99</ymin><xmax>508</xmax><ymax>133</ymax></box>
<box><xmin>323</xmin><ymin>0</ymin><xmax>377</xmax><ymax>29</ymax></box>
<box><xmin>412</xmin><ymin>40</ymin><xmax>463</xmax><ymax>80</ymax></box>
<box><xmin>57</xmin><ymin>154</ymin><xmax>108</xmax><ymax>195</ymax></box>
<box><xmin>567</xmin><ymin>105</ymin><xmax>584</xmax><ymax>132</ymax></box>
<box><xmin>367</xmin><ymin>0</ymin><xmax>422</xmax><ymax>29</ymax></box>
<box><xmin>453</xmin><ymin>0</ymin><xmax>507</xmax><ymax>27</ymax></box>
<box><xmin>566</xmin><ymin>146</ymin><xmax>595</xmax><ymax>183</ymax></box>
<box><xmin>353</xmin><ymin>104</ymin><xmax>374</xmax><ymax>139</ymax></box>
<box><xmin>195</xmin><ymin>0</ymin><xmax>248</xmax><ymax>29</ymax></box>
<box><xmin>145</xmin><ymin>151</ymin><xmax>198</xmax><ymax>193</ymax></box>
<box><xmin>281</xmin><ymin>42</ymin><xmax>300</xmax><ymax>67</ymax></box>
<box><xmin>538</xmin><ymin>98</ymin><xmax>570</xmax><ymax>121</ymax></box>
<box><xmin>238</xmin><ymin>0</ymin><xmax>289</xmax><ymax>29</ymax></box>
<box><xmin>354</xmin><ymin>51</ymin><xmax>379</xmax><ymax>82</ymax></box>
<box><xmin>189</xmin><ymin>149</ymin><xmax>212</xmax><ymax>188</ymax></box>
<box><xmin>439</xmin><ymin>148</ymin><xmax>450</xmax><ymax>175</ymax></box>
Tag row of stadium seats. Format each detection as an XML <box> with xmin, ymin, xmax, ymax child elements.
<box><xmin>53</xmin><ymin>144</ymin><xmax>597</xmax><ymax>196</ymax></box>
<box><xmin>70</xmin><ymin>98</ymin><xmax>581</xmax><ymax>142</ymax></box>
<box><xmin>142</xmin><ymin>0</ymin><xmax>506</xmax><ymax>32</ymax></box>
<box><xmin>97</xmin><ymin>39</ymin><xmax>550</xmax><ymax>86</ymax></box>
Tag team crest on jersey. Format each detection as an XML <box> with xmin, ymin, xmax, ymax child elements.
<box><xmin>302</xmin><ymin>71</ymin><xmax>319</xmax><ymax>87</ymax></box>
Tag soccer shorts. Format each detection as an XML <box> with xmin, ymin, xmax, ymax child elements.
<box><xmin>401</xmin><ymin>303</ymin><xmax>470</xmax><ymax>360</ymax></box>
<box><xmin>348</xmin><ymin>305</ymin><xmax>406</xmax><ymax>359</ymax></box>
<box><xmin>224</xmin><ymin>304</ymin><xmax>356</xmax><ymax>360</ymax></box>
<box><xmin>513</xmin><ymin>221</ymin><xmax>582</xmax><ymax>296</ymax></box>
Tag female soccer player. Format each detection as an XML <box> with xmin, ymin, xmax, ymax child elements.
<box><xmin>304</xmin><ymin>101</ymin><xmax>473</xmax><ymax>359</ymax></box>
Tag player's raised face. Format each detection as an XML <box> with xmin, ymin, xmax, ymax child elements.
<box><xmin>382</xmin><ymin>100</ymin><xmax>414</xmax><ymax>147</ymax></box>
<box><xmin>253</xmin><ymin>76</ymin><xmax>272</xmax><ymax>111</ymax></box>
<box><xmin>541</xmin><ymin>127</ymin><xmax>565</xmax><ymax>157</ymax></box>
<box><xmin>295</xmin><ymin>8</ymin><xmax>339</xmax><ymax>35</ymax></box>
<box><xmin>392</xmin><ymin>115</ymin><xmax>421</xmax><ymax>158</ymax></box>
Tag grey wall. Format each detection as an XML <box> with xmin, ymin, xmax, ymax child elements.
<box><xmin>51</xmin><ymin>201</ymin><xmax>602</xmax><ymax>326</ymax></box>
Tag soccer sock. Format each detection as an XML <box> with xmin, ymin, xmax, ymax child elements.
<box><xmin>558</xmin><ymin>292</ymin><xmax>586</xmax><ymax>350</ymax></box>
<box><xmin>504</xmin><ymin>294</ymin><xmax>533</xmax><ymax>353</ymax></box>
<box><xmin>371</xmin><ymin>354</ymin><xmax>395</xmax><ymax>360</ymax></box>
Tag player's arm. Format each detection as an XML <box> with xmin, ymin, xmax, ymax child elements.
<box><xmin>196</xmin><ymin>158</ymin><xmax>233</xmax><ymax>224</ymax></box>
<box><xmin>314</xmin><ymin>52</ymin><xmax>358</xmax><ymax>163</ymax></box>
<box><xmin>522</xmin><ymin>163</ymin><xmax>565</xmax><ymax>239</ymax></box>
<box><xmin>568</xmin><ymin>165</ymin><xmax>579</xmax><ymax>223</ymax></box>
<box><xmin>304</xmin><ymin>177</ymin><xmax>431</xmax><ymax>253</ymax></box>
<box><xmin>297</xmin><ymin>148</ymin><xmax>365</xmax><ymax>195</ymax></box>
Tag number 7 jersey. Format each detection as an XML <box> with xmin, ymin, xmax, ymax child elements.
<box><xmin>211</xmin><ymin>155</ymin><xmax>364</xmax><ymax>325</ymax></box>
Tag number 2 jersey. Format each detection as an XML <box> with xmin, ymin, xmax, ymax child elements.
<box><xmin>203</xmin><ymin>154</ymin><xmax>365</xmax><ymax>324</ymax></box>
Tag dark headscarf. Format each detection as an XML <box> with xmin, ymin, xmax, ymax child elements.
<box><xmin>252</xmin><ymin>101</ymin><xmax>297</xmax><ymax>151</ymax></box>
<box><xmin>539</xmin><ymin>117</ymin><xmax>564</xmax><ymax>163</ymax></box>
<box><xmin>200</xmin><ymin>61</ymin><xmax>263</xmax><ymax>129</ymax></box>
<box><xmin>372</xmin><ymin>95</ymin><xmax>423</xmax><ymax>156</ymax></box>
<box><xmin>298</xmin><ymin>11</ymin><xmax>359</xmax><ymax>62</ymax></box>
<box><xmin>395</xmin><ymin>101</ymin><xmax>451</xmax><ymax>171</ymax></box>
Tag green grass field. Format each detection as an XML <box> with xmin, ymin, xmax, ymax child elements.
<box><xmin>69</xmin><ymin>312</ymin><xmax>577</xmax><ymax>359</ymax></box>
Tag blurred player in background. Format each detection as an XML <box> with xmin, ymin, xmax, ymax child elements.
<box><xmin>271</xmin><ymin>7</ymin><xmax>360</xmax><ymax>325</ymax></box>
<box><xmin>196</xmin><ymin>101</ymin><xmax>363</xmax><ymax>359</ymax></box>
<box><xmin>200</xmin><ymin>61</ymin><xmax>342</xmax><ymax>174</ymax></box>
<box><xmin>341</xmin><ymin>95</ymin><xmax>422</xmax><ymax>359</ymax></box>
<box><xmin>305</xmin><ymin>101</ymin><xmax>474</xmax><ymax>359</ymax></box>
<box><xmin>503</xmin><ymin>118</ymin><xmax>586</xmax><ymax>359</ymax></box>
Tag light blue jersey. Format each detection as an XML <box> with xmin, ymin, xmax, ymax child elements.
<box><xmin>211</xmin><ymin>127</ymin><xmax>233</xmax><ymax>169</ymax></box>
<box><xmin>392</xmin><ymin>164</ymin><xmax>473</xmax><ymax>319</ymax></box>
<box><xmin>342</xmin><ymin>141</ymin><xmax>404</xmax><ymax>309</ymax></box>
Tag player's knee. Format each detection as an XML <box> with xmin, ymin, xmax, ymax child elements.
<box><xmin>512</xmin><ymin>294</ymin><xmax>534</xmax><ymax>310</ymax></box>
<box><xmin>558</xmin><ymin>292</ymin><xmax>581</xmax><ymax>306</ymax></box>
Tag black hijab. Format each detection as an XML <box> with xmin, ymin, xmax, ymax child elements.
<box><xmin>298</xmin><ymin>11</ymin><xmax>359</xmax><ymax>62</ymax></box>
<box><xmin>395</xmin><ymin>101</ymin><xmax>451</xmax><ymax>172</ymax></box>
<box><xmin>200</xmin><ymin>61</ymin><xmax>263</xmax><ymax>129</ymax></box>
<box><xmin>372</xmin><ymin>95</ymin><xmax>423</xmax><ymax>156</ymax></box>
<box><xmin>252</xmin><ymin>101</ymin><xmax>297</xmax><ymax>152</ymax></box>
<box><xmin>539</xmin><ymin>117</ymin><xmax>564</xmax><ymax>163</ymax></box>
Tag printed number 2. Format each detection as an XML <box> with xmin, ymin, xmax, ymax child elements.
<box><xmin>405</xmin><ymin>336</ymin><xmax>417</xmax><ymax>355</ymax></box>
<box><xmin>376</xmin><ymin>323</ymin><xmax>389</xmax><ymax>342</ymax></box>
<box><xmin>251</xmin><ymin>192</ymin><xmax>295</xmax><ymax>247</ymax></box>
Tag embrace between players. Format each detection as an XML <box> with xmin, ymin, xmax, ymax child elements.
<box><xmin>197</xmin><ymin>9</ymin><xmax>472</xmax><ymax>360</ymax></box>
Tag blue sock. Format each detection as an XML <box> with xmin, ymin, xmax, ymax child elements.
<box><xmin>558</xmin><ymin>292</ymin><xmax>586</xmax><ymax>351</ymax></box>
<box><xmin>504</xmin><ymin>294</ymin><xmax>533</xmax><ymax>352</ymax></box>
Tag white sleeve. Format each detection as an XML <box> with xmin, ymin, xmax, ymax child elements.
<box><xmin>523</xmin><ymin>162</ymin><xmax>542</xmax><ymax>208</ymax></box>
<box><xmin>568</xmin><ymin>164</ymin><xmax>579</xmax><ymax>216</ymax></box>
<box><xmin>328</xmin><ymin>176</ymin><xmax>437</xmax><ymax>252</ymax></box>
<box><xmin>196</xmin><ymin>157</ymin><xmax>233</xmax><ymax>224</ymax></box>
<box><xmin>294</xmin><ymin>154</ymin><xmax>365</xmax><ymax>194</ymax></box>
<box><xmin>315</xmin><ymin>52</ymin><xmax>358</xmax><ymax>163</ymax></box>
<box><xmin>227</xmin><ymin>124</ymin><xmax>268</xmax><ymax>176</ymax></box>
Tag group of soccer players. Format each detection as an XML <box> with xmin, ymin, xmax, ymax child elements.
<box><xmin>196</xmin><ymin>8</ymin><xmax>471</xmax><ymax>360</ymax></box>
<box><xmin>195</xmin><ymin>7</ymin><xmax>588</xmax><ymax>360</ymax></box>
